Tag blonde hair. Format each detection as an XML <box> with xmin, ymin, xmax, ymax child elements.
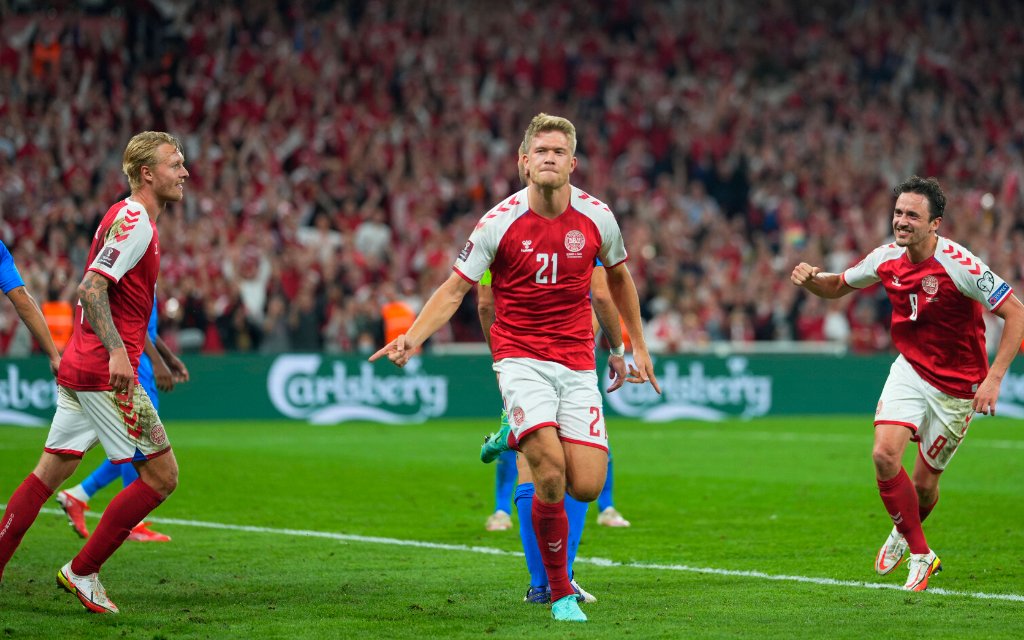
<box><xmin>522</xmin><ymin>113</ymin><xmax>577</xmax><ymax>156</ymax></box>
<box><xmin>123</xmin><ymin>131</ymin><xmax>183</xmax><ymax>192</ymax></box>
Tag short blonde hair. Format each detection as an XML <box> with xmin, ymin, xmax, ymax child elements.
<box><xmin>522</xmin><ymin>113</ymin><xmax>577</xmax><ymax>156</ymax></box>
<box><xmin>123</xmin><ymin>131</ymin><xmax>183</xmax><ymax>192</ymax></box>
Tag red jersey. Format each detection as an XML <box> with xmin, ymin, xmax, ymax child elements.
<box><xmin>58</xmin><ymin>198</ymin><xmax>160</xmax><ymax>391</ymax></box>
<box><xmin>454</xmin><ymin>186</ymin><xmax>627</xmax><ymax>370</ymax></box>
<box><xmin>842</xmin><ymin>236</ymin><xmax>1013</xmax><ymax>398</ymax></box>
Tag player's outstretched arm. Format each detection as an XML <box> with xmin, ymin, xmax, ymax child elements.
<box><xmin>604</xmin><ymin>262</ymin><xmax>661</xmax><ymax>394</ymax></box>
<box><xmin>591</xmin><ymin>265</ymin><xmax>627</xmax><ymax>392</ymax></box>
<box><xmin>790</xmin><ymin>262</ymin><xmax>855</xmax><ymax>299</ymax></box>
<box><xmin>975</xmin><ymin>294</ymin><xmax>1024</xmax><ymax>416</ymax></box>
<box><xmin>78</xmin><ymin>271</ymin><xmax>133</xmax><ymax>392</ymax></box>
<box><xmin>6</xmin><ymin>285</ymin><xmax>61</xmax><ymax>376</ymax></box>
<box><xmin>370</xmin><ymin>272</ymin><xmax>474</xmax><ymax>368</ymax></box>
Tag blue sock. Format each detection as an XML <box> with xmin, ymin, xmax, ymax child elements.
<box><xmin>80</xmin><ymin>460</ymin><xmax>121</xmax><ymax>498</ymax></box>
<box><xmin>564</xmin><ymin>494</ymin><xmax>588</xmax><ymax>571</ymax></box>
<box><xmin>494</xmin><ymin>449</ymin><xmax>517</xmax><ymax>513</ymax></box>
<box><xmin>597</xmin><ymin>451</ymin><xmax>615</xmax><ymax>512</ymax></box>
<box><xmin>514</xmin><ymin>483</ymin><xmax>548</xmax><ymax>588</ymax></box>
<box><xmin>120</xmin><ymin>462</ymin><xmax>140</xmax><ymax>488</ymax></box>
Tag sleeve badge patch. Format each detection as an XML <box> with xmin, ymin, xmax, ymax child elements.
<box><xmin>96</xmin><ymin>247</ymin><xmax>121</xmax><ymax>269</ymax></box>
<box><xmin>977</xmin><ymin>271</ymin><xmax>995</xmax><ymax>292</ymax></box>
<box><xmin>988</xmin><ymin>282</ymin><xmax>1010</xmax><ymax>306</ymax></box>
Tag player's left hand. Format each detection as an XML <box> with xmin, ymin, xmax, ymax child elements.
<box><xmin>973</xmin><ymin>376</ymin><xmax>1001</xmax><ymax>415</ymax></box>
<box><xmin>369</xmin><ymin>334</ymin><xmax>412</xmax><ymax>368</ymax></box>
<box><xmin>48</xmin><ymin>356</ymin><xmax>60</xmax><ymax>378</ymax></box>
<box><xmin>626</xmin><ymin>348</ymin><xmax>662</xmax><ymax>394</ymax></box>
<box><xmin>606</xmin><ymin>354</ymin><xmax>627</xmax><ymax>392</ymax></box>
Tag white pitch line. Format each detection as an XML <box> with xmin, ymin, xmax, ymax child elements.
<box><xmin>20</xmin><ymin>506</ymin><xmax>1024</xmax><ymax>603</ymax></box>
<box><xmin>685</xmin><ymin>430</ymin><xmax>1024</xmax><ymax>450</ymax></box>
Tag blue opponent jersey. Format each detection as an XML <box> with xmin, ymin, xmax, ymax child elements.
<box><xmin>0</xmin><ymin>240</ymin><xmax>25</xmax><ymax>294</ymax></box>
<box><xmin>137</xmin><ymin>295</ymin><xmax>159</xmax><ymax>388</ymax></box>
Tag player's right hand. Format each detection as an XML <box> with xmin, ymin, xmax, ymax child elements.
<box><xmin>606</xmin><ymin>354</ymin><xmax>627</xmax><ymax>393</ymax></box>
<box><xmin>108</xmin><ymin>347</ymin><xmax>134</xmax><ymax>393</ymax></box>
<box><xmin>790</xmin><ymin>262</ymin><xmax>821</xmax><ymax>287</ymax></box>
<box><xmin>369</xmin><ymin>334</ymin><xmax>412</xmax><ymax>368</ymax></box>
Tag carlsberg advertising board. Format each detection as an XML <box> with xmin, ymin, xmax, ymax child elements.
<box><xmin>5</xmin><ymin>353</ymin><xmax>1024</xmax><ymax>425</ymax></box>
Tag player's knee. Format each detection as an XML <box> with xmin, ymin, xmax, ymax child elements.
<box><xmin>161</xmin><ymin>472</ymin><xmax>179</xmax><ymax>497</ymax></box>
<box><xmin>532</xmin><ymin>468</ymin><xmax>566</xmax><ymax>502</ymax></box>
<box><xmin>142</xmin><ymin>462</ymin><xmax>178</xmax><ymax>498</ymax></box>
<box><xmin>913</xmin><ymin>481</ymin><xmax>937</xmax><ymax>505</ymax></box>
<box><xmin>32</xmin><ymin>453</ymin><xmax>80</xmax><ymax>491</ymax></box>
<box><xmin>567</xmin><ymin>483</ymin><xmax>601</xmax><ymax>503</ymax></box>
<box><xmin>871</xmin><ymin>446</ymin><xmax>902</xmax><ymax>477</ymax></box>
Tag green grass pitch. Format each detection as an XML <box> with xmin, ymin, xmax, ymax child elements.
<box><xmin>1</xmin><ymin>416</ymin><xmax>1022</xmax><ymax>638</ymax></box>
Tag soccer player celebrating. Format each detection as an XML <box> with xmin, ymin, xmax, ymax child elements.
<box><xmin>478</xmin><ymin>264</ymin><xmax>614</xmax><ymax>605</ymax></box>
<box><xmin>0</xmin><ymin>240</ymin><xmax>62</xmax><ymax>376</ymax></box>
<box><xmin>56</xmin><ymin>293</ymin><xmax>189</xmax><ymax>543</ymax></box>
<box><xmin>0</xmin><ymin>131</ymin><xmax>188</xmax><ymax>613</ymax></box>
<box><xmin>372</xmin><ymin>113</ymin><xmax>660</xmax><ymax>622</ymax></box>
<box><xmin>791</xmin><ymin>176</ymin><xmax>1024</xmax><ymax>591</ymax></box>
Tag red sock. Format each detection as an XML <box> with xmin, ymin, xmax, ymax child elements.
<box><xmin>72</xmin><ymin>480</ymin><xmax>163</xmax><ymax>576</ymax></box>
<box><xmin>919</xmin><ymin>493</ymin><xmax>938</xmax><ymax>523</ymax></box>
<box><xmin>532</xmin><ymin>496</ymin><xmax>573</xmax><ymax>601</ymax></box>
<box><xmin>877</xmin><ymin>468</ymin><xmax>928</xmax><ymax>554</ymax></box>
<box><xmin>0</xmin><ymin>474</ymin><xmax>53</xmax><ymax>579</ymax></box>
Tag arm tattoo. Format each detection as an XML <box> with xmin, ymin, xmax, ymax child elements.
<box><xmin>79</xmin><ymin>274</ymin><xmax>125</xmax><ymax>352</ymax></box>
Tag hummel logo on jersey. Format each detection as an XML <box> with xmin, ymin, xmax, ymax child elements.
<box><xmin>891</xmin><ymin>275</ymin><xmax>901</xmax><ymax>287</ymax></box>
<box><xmin>521</xmin><ymin>240</ymin><xmax>534</xmax><ymax>253</ymax></box>
<box><xmin>548</xmin><ymin>539</ymin><xmax>563</xmax><ymax>553</ymax></box>
<box><xmin>890</xmin><ymin>512</ymin><xmax>904</xmax><ymax>525</ymax></box>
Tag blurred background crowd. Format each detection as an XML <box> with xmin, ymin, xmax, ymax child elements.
<box><xmin>1</xmin><ymin>0</ymin><xmax>1023</xmax><ymax>356</ymax></box>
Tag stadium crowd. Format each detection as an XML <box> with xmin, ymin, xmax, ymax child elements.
<box><xmin>1</xmin><ymin>0</ymin><xmax>1023</xmax><ymax>356</ymax></box>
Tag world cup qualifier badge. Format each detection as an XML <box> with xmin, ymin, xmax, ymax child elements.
<box><xmin>97</xmin><ymin>246</ymin><xmax>120</xmax><ymax>269</ymax></box>
<box><xmin>459</xmin><ymin>240</ymin><xmax>474</xmax><ymax>262</ymax></box>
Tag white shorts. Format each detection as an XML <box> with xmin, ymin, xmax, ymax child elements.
<box><xmin>44</xmin><ymin>384</ymin><xmax>171</xmax><ymax>464</ymax></box>
<box><xmin>493</xmin><ymin>357</ymin><xmax>608</xmax><ymax>451</ymax></box>
<box><xmin>875</xmin><ymin>355</ymin><xmax>974</xmax><ymax>473</ymax></box>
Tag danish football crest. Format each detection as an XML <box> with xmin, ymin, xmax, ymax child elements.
<box><xmin>151</xmin><ymin>423</ymin><xmax>168</xmax><ymax>446</ymax></box>
<box><xmin>564</xmin><ymin>230</ymin><xmax>585</xmax><ymax>252</ymax></box>
<box><xmin>921</xmin><ymin>276</ymin><xmax>939</xmax><ymax>296</ymax></box>
<box><xmin>512</xmin><ymin>406</ymin><xmax>525</xmax><ymax>426</ymax></box>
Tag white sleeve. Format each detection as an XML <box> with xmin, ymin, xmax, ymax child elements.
<box><xmin>936</xmin><ymin>240</ymin><xmax>1013</xmax><ymax>311</ymax></box>
<box><xmin>452</xmin><ymin>192</ymin><xmax>528</xmax><ymax>282</ymax></box>
<box><xmin>452</xmin><ymin>220</ymin><xmax>499</xmax><ymax>283</ymax></box>
<box><xmin>88</xmin><ymin>211</ymin><xmax>154</xmax><ymax>283</ymax></box>
<box><xmin>597</xmin><ymin>214</ymin><xmax>627</xmax><ymax>267</ymax></box>
<box><xmin>842</xmin><ymin>247</ymin><xmax>886</xmax><ymax>289</ymax></box>
<box><xmin>574</xmin><ymin>189</ymin><xmax>627</xmax><ymax>266</ymax></box>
